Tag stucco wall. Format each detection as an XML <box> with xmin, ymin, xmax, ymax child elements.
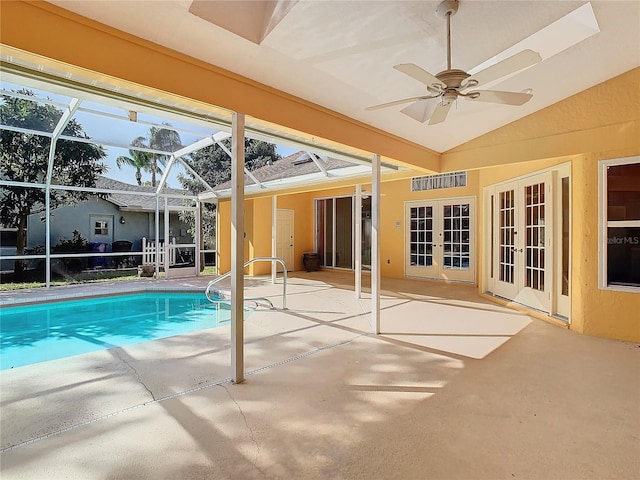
<box><xmin>461</xmin><ymin>69</ymin><xmax>640</xmax><ymax>342</ymax></box>
<box><xmin>27</xmin><ymin>198</ymin><xmax>192</xmax><ymax>251</ymax></box>
<box><xmin>216</xmin><ymin>193</ymin><xmax>315</xmax><ymax>275</ymax></box>
<box><xmin>571</xmin><ymin>156</ymin><xmax>639</xmax><ymax>341</ymax></box>
<box><xmin>215</xmin><ymin>70</ymin><xmax>640</xmax><ymax>342</ymax></box>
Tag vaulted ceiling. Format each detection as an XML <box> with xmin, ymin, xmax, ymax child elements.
<box><xmin>36</xmin><ymin>0</ymin><xmax>640</xmax><ymax>153</ymax></box>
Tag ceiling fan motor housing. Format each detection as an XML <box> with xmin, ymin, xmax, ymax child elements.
<box><xmin>366</xmin><ymin>0</ymin><xmax>539</xmax><ymax>123</ymax></box>
<box><xmin>427</xmin><ymin>68</ymin><xmax>472</xmax><ymax>96</ymax></box>
<box><xmin>436</xmin><ymin>0</ymin><xmax>459</xmax><ymax>18</ymax></box>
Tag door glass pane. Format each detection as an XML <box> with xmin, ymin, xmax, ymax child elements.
<box><xmin>316</xmin><ymin>200</ymin><xmax>326</xmax><ymax>265</ymax></box>
<box><xmin>335</xmin><ymin>197</ymin><xmax>353</xmax><ymax>268</ymax></box>
<box><xmin>325</xmin><ymin>199</ymin><xmax>333</xmax><ymax>266</ymax></box>
<box><xmin>607</xmin><ymin>227</ymin><xmax>640</xmax><ymax>286</ymax></box>
<box><xmin>409</xmin><ymin>205</ymin><xmax>433</xmax><ymax>267</ymax></box>
<box><xmin>525</xmin><ymin>183</ymin><xmax>545</xmax><ymax>291</ymax></box>
<box><xmin>607</xmin><ymin>163</ymin><xmax>640</xmax><ymax>221</ymax></box>
<box><xmin>499</xmin><ymin>191</ymin><xmax>515</xmax><ymax>283</ymax></box>
<box><xmin>361</xmin><ymin>197</ymin><xmax>372</xmax><ymax>268</ymax></box>
<box><xmin>562</xmin><ymin>177</ymin><xmax>570</xmax><ymax>296</ymax></box>
<box><xmin>94</xmin><ymin>221</ymin><xmax>108</xmax><ymax>235</ymax></box>
<box><xmin>442</xmin><ymin>203</ymin><xmax>470</xmax><ymax>270</ymax></box>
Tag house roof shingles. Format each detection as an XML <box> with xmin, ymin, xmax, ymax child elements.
<box><xmin>215</xmin><ymin>151</ymin><xmax>356</xmax><ymax>190</ymax></box>
<box><xmin>96</xmin><ymin>176</ymin><xmax>191</xmax><ymax>212</ymax></box>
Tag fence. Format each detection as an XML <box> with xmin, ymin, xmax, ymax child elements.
<box><xmin>141</xmin><ymin>237</ymin><xmax>176</xmax><ymax>266</ymax></box>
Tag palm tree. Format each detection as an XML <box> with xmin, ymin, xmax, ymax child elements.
<box><xmin>115</xmin><ymin>136</ymin><xmax>153</xmax><ymax>185</ymax></box>
<box><xmin>117</xmin><ymin>125</ymin><xmax>182</xmax><ymax>187</ymax></box>
<box><xmin>148</xmin><ymin>125</ymin><xmax>182</xmax><ymax>187</ymax></box>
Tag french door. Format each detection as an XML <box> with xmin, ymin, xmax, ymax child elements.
<box><xmin>492</xmin><ymin>172</ymin><xmax>552</xmax><ymax>311</ymax></box>
<box><xmin>405</xmin><ymin>197</ymin><xmax>475</xmax><ymax>283</ymax></box>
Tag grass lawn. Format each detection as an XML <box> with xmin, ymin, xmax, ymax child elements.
<box><xmin>0</xmin><ymin>266</ymin><xmax>217</xmax><ymax>291</ymax></box>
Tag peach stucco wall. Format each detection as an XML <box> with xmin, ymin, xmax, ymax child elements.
<box><xmin>216</xmin><ymin>194</ymin><xmax>315</xmax><ymax>275</ymax></box>
<box><xmin>458</xmin><ymin>69</ymin><xmax>640</xmax><ymax>342</ymax></box>
<box><xmin>217</xmin><ymin>70</ymin><xmax>640</xmax><ymax>342</ymax></box>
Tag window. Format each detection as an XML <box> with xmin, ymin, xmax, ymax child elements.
<box><xmin>599</xmin><ymin>157</ymin><xmax>640</xmax><ymax>290</ymax></box>
<box><xmin>411</xmin><ymin>172</ymin><xmax>467</xmax><ymax>192</ymax></box>
<box><xmin>94</xmin><ymin>221</ymin><xmax>109</xmax><ymax>236</ymax></box>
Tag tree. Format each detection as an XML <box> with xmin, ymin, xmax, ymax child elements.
<box><xmin>178</xmin><ymin>138</ymin><xmax>280</xmax><ymax>193</ymax></box>
<box><xmin>148</xmin><ymin>125</ymin><xmax>182</xmax><ymax>187</ymax></box>
<box><xmin>177</xmin><ymin>138</ymin><xmax>280</xmax><ymax>256</ymax></box>
<box><xmin>0</xmin><ymin>90</ymin><xmax>107</xmax><ymax>278</ymax></box>
<box><xmin>115</xmin><ymin>136</ymin><xmax>153</xmax><ymax>186</ymax></box>
<box><xmin>117</xmin><ymin>124</ymin><xmax>181</xmax><ymax>187</ymax></box>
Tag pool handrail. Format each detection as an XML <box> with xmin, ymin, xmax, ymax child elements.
<box><xmin>205</xmin><ymin>256</ymin><xmax>287</xmax><ymax>309</ymax></box>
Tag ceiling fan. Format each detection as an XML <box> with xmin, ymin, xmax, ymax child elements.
<box><xmin>366</xmin><ymin>0</ymin><xmax>542</xmax><ymax>125</ymax></box>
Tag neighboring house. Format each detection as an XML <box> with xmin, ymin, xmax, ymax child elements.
<box><xmin>26</xmin><ymin>176</ymin><xmax>195</xmax><ymax>254</ymax></box>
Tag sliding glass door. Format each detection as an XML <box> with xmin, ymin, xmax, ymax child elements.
<box><xmin>315</xmin><ymin>196</ymin><xmax>371</xmax><ymax>269</ymax></box>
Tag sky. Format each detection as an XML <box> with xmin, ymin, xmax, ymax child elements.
<box><xmin>2</xmin><ymin>80</ymin><xmax>298</xmax><ymax>189</ymax></box>
<box><xmin>101</xmin><ymin>141</ymin><xmax>296</xmax><ymax>189</ymax></box>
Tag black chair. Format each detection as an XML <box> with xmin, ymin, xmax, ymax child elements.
<box><xmin>111</xmin><ymin>240</ymin><xmax>133</xmax><ymax>268</ymax></box>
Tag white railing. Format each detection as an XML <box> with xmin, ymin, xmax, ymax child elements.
<box><xmin>205</xmin><ymin>256</ymin><xmax>287</xmax><ymax>309</ymax></box>
<box><xmin>142</xmin><ymin>237</ymin><xmax>176</xmax><ymax>266</ymax></box>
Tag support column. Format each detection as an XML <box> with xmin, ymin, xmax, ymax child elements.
<box><xmin>195</xmin><ymin>200</ymin><xmax>202</xmax><ymax>275</ymax></box>
<box><xmin>371</xmin><ymin>155</ymin><xmax>381</xmax><ymax>334</ymax></box>
<box><xmin>44</xmin><ymin>98</ymin><xmax>81</xmax><ymax>288</ymax></box>
<box><xmin>355</xmin><ymin>184</ymin><xmax>362</xmax><ymax>298</ymax></box>
<box><xmin>231</xmin><ymin>112</ymin><xmax>246</xmax><ymax>384</ymax></box>
<box><xmin>154</xmin><ymin>197</ymin><xmax>160</xmax><ymax>280</ymax></box>
<box><xmin>164</xmin><ymin>196</ymin><xmax>170</xmax><ymax>274</ymax></box>
<box><xmin>272</xmin><ymin>195</ymin><xmax>277</xmax><ymax>284</ymax></box>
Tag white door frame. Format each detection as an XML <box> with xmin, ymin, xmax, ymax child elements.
<box><xmin>485</xmin><ymin>165</ymin><xmax>571</xmax><ymax>319</ymax></box>
<box><xmin>404</xmin><ymin>196</ymin><xmax>476</xmax><ymax>283</ymax></box>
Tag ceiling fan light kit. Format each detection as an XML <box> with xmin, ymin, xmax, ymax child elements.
<box><xmin>366</xmin><ymin>0</ymin><xmax>541</xmax><ymax>125</ymax></box>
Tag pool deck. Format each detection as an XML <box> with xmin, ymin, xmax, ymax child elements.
<box><xmin>1</xmin><ymin>271</ymin><xmax>639</xmax><ymax>479</ymax></box>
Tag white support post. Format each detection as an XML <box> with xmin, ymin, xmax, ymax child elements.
<box><xmin>372</xmin><ymin>155</ymin><xmax>381</xmax><ymax>334</ymax></box>
<box><xmin>45</xmin><ymin>172</ymin><xmax>52</xmax><ymax>288</ymax></box>
<box><xmin>44</xmin><ymin>98</ymin><xmax>81</xmax><ymax>288</ymax></box>
<box><xmin>154</xmin><ymin>197</ymin><xmax>160</xmax><ymax>280</ymax></box>
<box><xmin>164</xmin><ymin>196</ymin><xmax>170</xmax><ymax>275</ymax></box>
<box><xmin>195</xmin><ymin>200</ymin><xmax>202</xmax><ymax>276</ymax></box>
<box><xmin>231</xmin><ymin>112</ymin><xmax>246</xmax><ymax>384</ymax></box>
<box><xmin>272</xmin><ymin>195</ymin><xmax>277</xmax><ymax>284</ymax></box>
<box><xmin>355</xmin><ymin>184</ymin><xmax>362</xmax><ymax>298</ymax></box>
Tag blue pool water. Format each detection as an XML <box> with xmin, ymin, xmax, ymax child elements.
<box><xmin>0</xmin><ymin>292</ymin><xmax>230</xmax><ymax>370</ymax></box>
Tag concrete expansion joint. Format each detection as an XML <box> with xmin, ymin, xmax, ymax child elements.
<box><xmin>112</xmin><ymin>349</ymin><xmax>157</xmax><ymax>402</ymax></box>
<box><xmin>356</xmin><ymin>297</ymin><xmax>375</xmax><ymax>331</ymax></box>
<box><xmin>218</xmin><ymin>384</ymin><xmax>264</xmax><ymax>476</ymax></box>
<box><xmin>0</xmin><ymin>334</ymin><xmax>367</xmax><ymax>455</ymax></box>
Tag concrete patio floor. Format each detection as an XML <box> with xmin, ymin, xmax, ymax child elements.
<box><xmin>1</xmin><ymin>271</ymin><xmax>638</xmax><ymax>479</ymax></box>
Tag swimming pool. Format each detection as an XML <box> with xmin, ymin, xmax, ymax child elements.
<box><xmin>0</xmin><ymin>292</ymin><xmax>231</xmax><ymax>370</ymax></box>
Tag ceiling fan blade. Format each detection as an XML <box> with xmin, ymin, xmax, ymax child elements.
<box><xmin>463</xmin><ymin>49</ymin><xmax>542</xmax><ymax>89</ymax></box>
<box><xmin>400</xmin><ymin>98</ymin><xmax>438</xmax><ymax>123</ymax></box>
<box><xmin>394</xmin><ymin>64</ymin><xmax>446</xmax><ymax>90</ymax></box>
<box><xmin>366</xmin><ymin>96</ymin><xmax>435</xmax><ymax>111</ymax></box>
<box><xmin>428</xmin><ymin>101</ymin><xmax>453</xmax><ymax>125</ymax></box>
<box><xmin>466</xmin><ymin>90</ymin><xmax>533</xmax><ymax>106</ymax></box>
